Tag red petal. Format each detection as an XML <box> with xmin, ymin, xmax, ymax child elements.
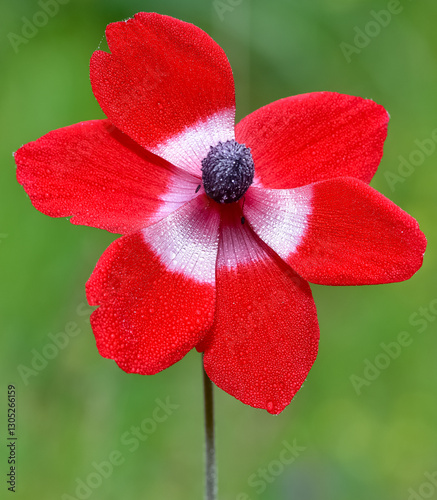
<box><xmin>236</xmin><ymin>92</ymin><xmax>389</xmax><ymax>188</ymax></box>
<box><xmin>201</xmin><ymin>205</ymin><xmax>319</xmax><ymax>414</ymax></box>
<box><xmin>86</xmin><ymin>195</ymin><xmax>220</xmax><ymax>374</ymax></box>
<box><xmin>245</xmin><ymin>178</ymin><xmax>427</xmax><ymax>286</ymax></box>
<box><xmin>90</xmin><ymin>13</ymin><xmax>235</xmax><ymax>176</ymax></box>
<box><xmin>15</xmin><ymin>120</ymin><xmax>200</xmax><ymax>234</ymax></box>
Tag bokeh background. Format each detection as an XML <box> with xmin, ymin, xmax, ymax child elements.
<box><xmin>1</xmin><ymin>0</ymin><xmax>436</xmax><ymax>499</ymax></box>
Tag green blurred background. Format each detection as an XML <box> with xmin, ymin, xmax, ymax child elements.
<box><xmin>1</xmin><ymin>0</ymin><xmax>436</xmax><ymax>499</ymax></box>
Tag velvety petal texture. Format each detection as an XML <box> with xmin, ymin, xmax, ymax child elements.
<box><xmin>245</xmin><ymin>178</ymin><xmax>427</xmax><ymax>285</ymax></box>
<box><xmin>236</xmin><ymin>92</ymin><xmax>389</xmax><ymax>188</ymax></box>
<box><xmin>202</xmin><ymin>206</ymin><xmax>319</xmax><ymax>414</ymax></box>
<box><xmin>15</xmin><ymin>120</ymin><xmax>200</xmax><ymax>234</ymax></box>
<box><xmin>91</xmin><ymin>12</ymin><xmax>235</xmax><ymax>176</ymax></box>
<box><xmin>87</xmin><ymin>195</ymin><xmax>220</xmax><ymax>374</ymax></box>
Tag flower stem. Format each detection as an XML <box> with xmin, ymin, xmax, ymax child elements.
<box><xmin>202</xmin><ymin>358</ymin><xmax>217</xmax><ymax>500</ymax></box>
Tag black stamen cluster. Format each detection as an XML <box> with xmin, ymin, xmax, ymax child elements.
<box><xmin>201</xmin><ymin>140</ymin><xmax>254</xmax><ymax>204</ymax></box>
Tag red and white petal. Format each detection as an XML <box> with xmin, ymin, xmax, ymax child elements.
<box><xmin>201</xmin><ymin>205</ymin><xmax>319</xmax><ymax>415</ymax></box>
<box><xmin>245</xmin><ymin>178</ymin><xmax>427</xmax><ymax>286</ymax></box>
<box><xmin>15</xmin><ymin>120</ymin><xmax>200</xmax><ymax>234</ymax></box>
<box><xmin>90</xmin><ymin>13</ymin><xmax>235</xmax><ymax>177</ymax></box>
<box><xmin>236</xmin><ymin>92</ymin><xmax>389</xmax><ymax>189</ymax></box>
<box><xmin>86</xmin><ymin>195</ymin><xmax>220</xmax><ymax>374</ymax></box>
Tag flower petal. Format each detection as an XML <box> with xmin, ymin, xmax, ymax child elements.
<box><xmin>90</xmin><ymin>13</ymin><xmax>235</xmax><ymax>176</ymax></box>
<box><xmin>236</xmin><ymin>92</ymin><xmax>389</xmax><ymax>188</ymax></box>
<box><xmin>15</xmin><ymin>120</ymin><xmax>200</xmax><ymax>234</ymax></box>
<box><xmin>201</xmin><ymin>205</ymin><xmax>319</xmax><ymax>414</ymax></box>
<box><xmin>245</xmin><ymin>178</ymin><xmax>427</xmax><ymax>286</ymax></box>
<box><xmin>86</xmin><ymin>195</ymin><xmax>220</xmax><ymax>374</ymax></box>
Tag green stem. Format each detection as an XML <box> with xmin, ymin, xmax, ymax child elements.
<box><xmin>203</xmin><ymin>358</ymin><xmax>217</xmax><ymax>500</ymax></box>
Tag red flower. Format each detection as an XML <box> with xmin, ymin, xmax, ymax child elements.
<box><xmin>15</xmin><ymin>13</ymin><xmax>426</xmax><ymax>414</ymax></box>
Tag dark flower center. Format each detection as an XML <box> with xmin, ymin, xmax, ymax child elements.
<box><xmin>201</xmin><ymin>140</ymin><xmax>254</xmax><ymax>204</ymax></box>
